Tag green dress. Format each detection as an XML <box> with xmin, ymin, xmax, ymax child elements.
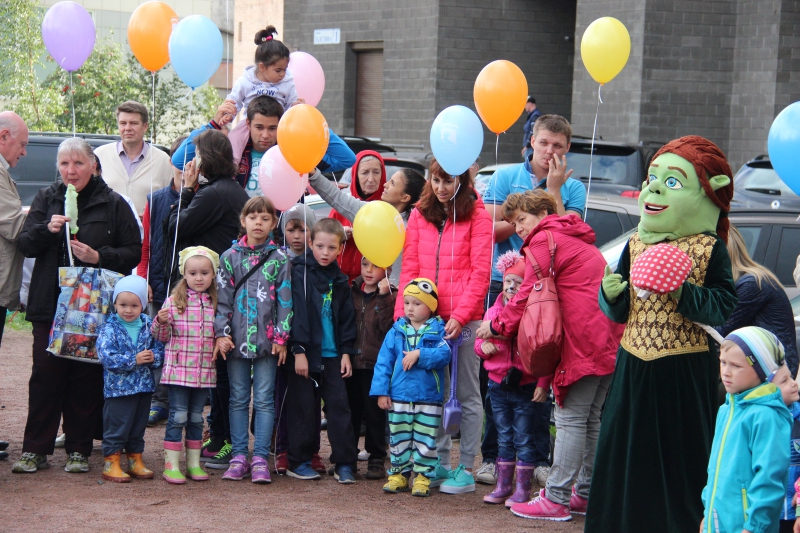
<box><xmin>585</xmin><ymin>232</ymin><xmax>737</xmax><ymax>533</ymax></box>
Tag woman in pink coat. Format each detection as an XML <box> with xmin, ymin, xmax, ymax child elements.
<box><xmin>476</xmin><ymin>190</ymin><xmax>622</xmax><ymax>521</ymax></box>
<box><xmin>395</xmin><ymin>157</ymin><xmax>492</xmax><ymax>494</ymax></box>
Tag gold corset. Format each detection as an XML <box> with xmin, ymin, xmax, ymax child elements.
<box><xmin>620</xmin><ymin>233</ymin><xmax>717</xmax><ymax>361</ymax></box>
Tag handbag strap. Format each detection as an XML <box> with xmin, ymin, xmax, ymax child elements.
<box><xmin>521</xmin><ymin>230</ymin><xmax>557</xmax><ymax>281</ymax></box>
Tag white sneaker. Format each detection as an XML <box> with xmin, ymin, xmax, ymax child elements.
<box><xmin>54</xmin><ymin>433</ymin><xmax>66</xmax><ymax>448</ymax></box>
<box><xmin>357</xmin><ymin>450</ymin><xmax>369</xmax><ymax>461</ymax></box>
<box><xmin>475</xmin><ymin>461</ymin><xmax>496</xmax><ymax>484</ymax></box>
<box><xmin>534</xmin><ymin>465</ymin><xmax>550</xmax><ymax>487</ymax></box>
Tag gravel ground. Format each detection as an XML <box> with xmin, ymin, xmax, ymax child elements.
<box><xmin>0</xmin><ymin>328</ymin><xmax>585</xmax><ymax>532</ymax></box>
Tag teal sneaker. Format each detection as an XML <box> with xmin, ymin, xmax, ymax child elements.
<box><xmin>429</xmin><ymin>462</ymin><xmax>451</xmax><ymax>488</ymax></box>
<box><xmin>439</xmin><ymin>464</ymin><xmax>475</xmax><ymax>494</ymax></box>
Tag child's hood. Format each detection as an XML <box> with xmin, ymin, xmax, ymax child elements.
<box><xmin>391</xmin><ymin>316</ymin><xmax>446</xmax><ymax>337</ymax></box>
<box><xmin>231</xmin><ymin>235</ymin><xmax>278</xmax><ymax>254</ymax></box>
<box><xmin>293</xmin><ymin>248</ymin><xmax>349</xmax><ymax>284</ymax></box>
<box><xmin>244</xmin><ymin>65</ymin><xmax>294</xmax><ymax>87</ymax></box>
<box><xmin>730</xmin><ymin>382</ymin><xmax>793</xmax><ymax>422</ymax></box>
<box><xmin>349</xmin><ymin>150</ymin><xmax>387</xmax><ymax>201</ymax></box>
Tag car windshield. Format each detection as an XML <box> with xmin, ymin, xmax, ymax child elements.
<box><xmin>566</xmin><ymin>145</ymin><xmax>640</xmax><ymax>186</ymax></box>
<box><xmin>735</xmin><ymin>163</ymin><xmax>798</xmax><ymax>197</ymax></box>
<box><xmin>599</xmin><ymin>227</ymin><xmax>636</xmax><ymax>270</ymax></box>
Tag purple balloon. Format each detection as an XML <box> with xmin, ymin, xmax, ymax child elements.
<box><xmin>42</xmin><ymin>1</ymin><xmax>96</xmax><ymax>72</ymax></box>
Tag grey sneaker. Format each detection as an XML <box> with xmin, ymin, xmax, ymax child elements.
<box><xmin>64</xmin><ymin>452</ymin><xmax>89</xmax><ymax>473</ymax></box>
<box><xmin>475</xmin><ymin>461</ymin><xmax>496</xmax><ymax>485</ymax></box>
<box><xmin>204</xmin><ymin>440</ymin><xmax>232</xmax><ymax>470</ymax></box>
<box><xmin>54</xmin><ymin>433</ymin><xmax>65</xmax><ymax>448</ymax></box>
<box><xmin>534</xmin><ymin>465</ymin><xmax>550</xmax><ymax>487</ymax></box>
<box><xmin>12</xmin><ymin>452</ymin><xmax>48</xmax><ymax>473</ymax></box>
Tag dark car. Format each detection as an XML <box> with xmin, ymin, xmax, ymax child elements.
<box><xmin>12</xmin><ymin>132</ymin><xmax>170</xmax><ymax>207</ymax></box>
<box><xmin>732</xmin><ymin>155</ymin><xmax>800</xmax><ymax>210</ymax></box>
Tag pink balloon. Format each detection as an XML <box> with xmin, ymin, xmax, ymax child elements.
<box><xmin>258</xmin><ymin>146</ymin><xmax>309</xmax><ymax>211</ymax></box>
<box><xmin>289</xmin><ymin>51</ymin><xmax>325</xmax><ymax>107</ymax></box>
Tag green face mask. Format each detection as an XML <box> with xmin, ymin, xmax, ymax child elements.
<box><xmin>637</xmin><ymin>153</ymin><xmax>731</xmax><ymax>244</ymax></box>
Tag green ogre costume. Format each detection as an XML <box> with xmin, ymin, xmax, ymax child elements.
<box><xmin>585</xmin><ymin>136</ymin><xmax>738</xmax><ymax>533</ymax></box>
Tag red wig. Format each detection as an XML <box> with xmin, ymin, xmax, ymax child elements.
<box><xmin>652</xmin><ymin>135</ymin><xmax>734</xmax><ymax>243</ymax></box>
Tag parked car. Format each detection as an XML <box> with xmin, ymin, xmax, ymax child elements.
<box><xmin>600</xmin><ymin>208</ymin><xmax>800</xmax><ymax>299</ymax></box>
<box><xmin>11</xmin><ymin>132</ymin><xmax>169</xmax><ymax>207</ymax></box>
<box><xmin>566</xmin><ymin>137</ymin><xmax>663</xmax><ymax>197</ymax></box>
<box><xmin>731</xmin><ymin>155</ymin><xmax>800</xmax><ymax>210</ymax></box>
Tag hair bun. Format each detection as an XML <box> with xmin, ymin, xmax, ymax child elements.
<box><xmin>254</xmin><ymin>25</ymin><xmax>278</xmax><ymax>45</ymax></box>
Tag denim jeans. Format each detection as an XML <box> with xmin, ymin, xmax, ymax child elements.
<box><xmin>488</xmin><ymin>380</ymin><xmax>551</xmax><ymax>465</ymax></box>
<box><xmin>227</xmin><ymin>355</ymin><xmax>278</xmax><ymax>459</ymax></box>
<box><xmin>165</xmin><ymin>385</ymin><xmax>208</xmax><ymax>442</ymax></box>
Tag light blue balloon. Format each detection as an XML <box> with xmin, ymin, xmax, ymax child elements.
<box><xmin>430</xmin><ymin>105</ymin><xmax>484</xmax><ymax>176</ymax></box>
<box><xmin>768</xmin><ymin>101</ymin><xmax>800</xmax><ymax>196</ymax></box>
<box><xmin>169</xmin><ymin>15</ymin><xmax>223</xmax><ymax>89</ymax></box>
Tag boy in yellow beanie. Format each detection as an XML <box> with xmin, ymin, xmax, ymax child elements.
<box><xmin>370</xmin><ymin>278</ymin><xmax>451</xmax><ymax>497</ymax></box>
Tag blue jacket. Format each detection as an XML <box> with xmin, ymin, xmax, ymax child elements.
<box><xmin>97</xmin><ymin>314</ymin><xmax>165</xmax><ymax>399</ymax></box>
<box><xmin>702</xmin><ymin>382</ymin><xmax>792</xmax><ymax>533</ymax></box>
<box><xmin>146</xmin><ymin>185</ymin><xmax>179</xmax><ymax>305</ymax></box>
<box><xmin>369</xmin><ymin>317</ymin><xmax>450</xmax><ymax>404</ymax></box>
<box><xmin>782</xmin><ymin>402</ymin><xmax>800</xmax><ymax>520</ymax></box>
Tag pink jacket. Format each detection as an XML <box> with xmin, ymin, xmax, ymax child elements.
<box><xmin>151</xmin><ymin>289</ymin><xmax>217</xmax><ymax>388</ymax></box>
<box><xmin>395</xmin><ymin>195</ymin><xmax>492</xmax><ymax>324</ymax></box>
<box><xmin>475</xmin><ymin>296</ymin><xmax>549</xmax><ymax>389</ymax></box>
<box><xmin>491</xmin><ymin>215</ymin><xmax>622</xmax><ymax>405</ymax></box>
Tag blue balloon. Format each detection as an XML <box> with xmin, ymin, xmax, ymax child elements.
<box><xmin>430</xmin><ymin>105</ymin><xmax>484</xmax><ymax>176</ymax></box>
<box><xmin>168</xmin><ymin>15</ymin><xmax>223</xmax><ymax>89</ymax></box>
<box><xmin>768</xmin><ymin>101</ymin><xmax>800</xmax><ymax>196</ymax></box>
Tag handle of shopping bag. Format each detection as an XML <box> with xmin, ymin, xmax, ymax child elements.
<box><xmin>64</xmin><ymin>222</ymin><xmax>74</xmax><ymax>267</ymax></box>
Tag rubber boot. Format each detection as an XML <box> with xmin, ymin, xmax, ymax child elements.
<box><xmin>483</xmin><ymin>458</ymin><xmax>514</xmax><ymax>504</ymax></box>
<box><xmin>102</xmin><ymin>452</ymin><xmax>131</xmax><ymax>483</ymax></box>
<box><xmin>185</xmin><ymin>440</ymin><xmax>209</xmax><ymax>481</ymax></box>
<box><xmin>127</xmin><ymin>452</ymin><xmax>154</xmax><ymax>479</ymax></box>
<box><xmin>505</xmin><ymin>461</ymin><xmax>534</xmax><ymax>507</ymax></box>
<box><xmin>163</xmin><ymin>441</ymin><xmax>186</xmax><ymax>484</ymax></box>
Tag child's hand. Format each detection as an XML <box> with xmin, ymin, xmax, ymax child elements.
<box><xmin>295</xmin><ymin>353</ymin><xmax>308</xmax><ymax>378</ymax></box>
<box><xmin>532</xmin><ymin>387</ymin><xmax>548</xmax><ymax>403</ymax></box>
<box><xmin>156</xmin><ymin>308</ymin><xmax>169</xmax><ymax>325</ymax></box>
<box><xmin>213</xmin><ymin>336</ymin><xmax>233</xmax><ymax>361</ymax></box>
<box><xmin>481</xmin><ymin>341</ymin><xmax>498</xmax><ymax>355</ymax></box>
<box><xmin>341</xmin><ymin>354</ymin><xmax>352</xmax><ymax>378</ymax></box>
<box><xmin>272</xmin><ymin>343</ymin><xmax>287</xmax><ymax>366</ymax></box>
<box><xmin>402</xmin><ymin>350</ymin><xmax>420</xmax><ymax>371</ymax></box>
<box><xmin>136</xmin><ymin>350</ymin><xmax>154</xmax><ymax>365</ymax></box>
<box><xmin>698</xmin><ymin>519</ymin><xmax>703</xmax><ymax>533</ymax></box>
<box><xmin>378</xmin><ymin>278</ymin><xmax>390</xmax><ymax>295</ymax></box>
<box><xmin>378</xmin><ymin>396</ymin><xmax>392</xmax><ymax>410</ymax></box>
<box><xmin>292</xmin><ymin>98</ymin><xmax>306</xmax><ymax>106</ymax></box>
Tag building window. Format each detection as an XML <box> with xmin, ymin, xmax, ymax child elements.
<box><xmin>350</xmin><ymin>42</ymin><xmax>383</xmax><ymax>139</ymax></box>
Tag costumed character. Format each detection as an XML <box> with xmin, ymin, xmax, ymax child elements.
<box><xmin>584</xmin><ymin>135</ymin><xmax>738</xmax><ymax>533</ymax></box>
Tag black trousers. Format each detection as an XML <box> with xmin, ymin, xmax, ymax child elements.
<box><xmin>102</xmin><ymin>392</ymin><xmax>151</xmax><ymax>456</ymax></box>
<box><xmin>0</xmin><ymin>305</ymin><xmax>7</xmax><ymax>348</ymax></box>
<box><xmin>209</xmin><ymin>356</ymin><xmax>230</xmax><ymax>440</ymax></box>
<box><xmin>287</xmin><ymin>356</ymin><xmax>358</xmax><ymax>469</ymax></box>
<box><xmin>22</xmin><ymin>322</ymin><xmax>104</xmax><ymax>457</ymax></box>
<box><xmin>345</xmin><ymin>368</ymin><xmax>387</xmax><ymax>460</ymax></box>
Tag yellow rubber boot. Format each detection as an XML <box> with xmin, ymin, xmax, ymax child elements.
<box><xmin>127</xmin><ymin>452</ymin><xmax>154</xmax><ymax>479</ymax></box>
<box><xmin>102</xmin><ymin>452</ymin><xmax>131</xmax><ymax>483</ymax></box>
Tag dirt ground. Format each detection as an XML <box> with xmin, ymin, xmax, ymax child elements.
<box><xmin>0</xmin><ymin>328</ymin><xmax>585</xmax><ymax>533</ymax></box>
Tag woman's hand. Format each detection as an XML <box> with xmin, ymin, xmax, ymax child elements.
<box><xmin>272</xmin><ymin>343</ymin><xmax>287</xmax><ymax>366</ymax></box>
<box><xmin>475</xmin><ymin>320</ymin><xmax>494</xmax><ymax>340</ymax></box>
<box><xmin>136</xmin><ymin>350</ymin><xmax>155</xmax><ymax>365</ymax></box>
<box><xmin>183</xmin><ymin>160</ymin><xmax>199</xmax><ymax>189</ymax></box>
<box><xmin>378</xmin><ymin>396</ymin><xmax>392</xmax><ymax>410</ymax></box>
<box><xmin>532</xmin><ymin>387</ymin><xmax>548</xmax><ymax>403</ymax></box>
<box><xmin>48</xmin><ymin>215</ymin><xmax>70</xmax><ymax>234</ymax></box>
<box><xmin>295</xmin><ymin>353</ymin><xmax>308</xmax><ymax>378</ymax></box>
<box><xmin>341</xmin><ymin>354</ymin><xmax>353</xmax><ymax>378</ymax></box>
<box><xmin>444</xmin><ymin>318</ymin><xmax>463</xmax><ymax>340</ymax></box>
<box><xmin>343</xmin><ymin>226</ymin><xmax>353</xmax><ymax>241</ymax></box>
<box><xmin>70</xmin><ymin>240</ymin><xmax>100</xmax><ymax>264</ymax></box>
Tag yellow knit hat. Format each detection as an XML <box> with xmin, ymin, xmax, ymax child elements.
<box><xmin>179</xmin><ymin>246</ymin><xmax>219</xmax><ymax>275</ymax></box>
<box><xmin>404</xmin><ymin>278</ymin><xmax>438</xmax><ymax>313</ymax></box>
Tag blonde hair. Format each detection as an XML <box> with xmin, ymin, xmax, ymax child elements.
<box><xmin>727</xmin><ymin>225</ymin><xmax>781</xmax><ymax>289</ymax></box>
<box><xmin>169</xmin><ymin>277</ymin><xmax>218</xmax><ymax>314</ymax></box>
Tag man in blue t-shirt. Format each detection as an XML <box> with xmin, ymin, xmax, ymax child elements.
<box><xmin>483</xmin><ymin>114</ymin><xmax>586</xmax><ymax>306</ymax></box>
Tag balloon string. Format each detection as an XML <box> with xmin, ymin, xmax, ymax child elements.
<box><xmin>167</xmin><ymin>90</ymin><xmax>194</xmax><ymax>296</ymax></box>
<box><xmin>486</xmin><ymin>133</ymin><xmax>500</xmax><ymax>311</ymax></box>
<box><xmin>584</xmin><ymin>84</ymin><xmax>602</xmax><ymax>223</ymax></box>
<box><xmin>69</xmin><ymin>71</ymin><xmax>76</xmax><ymax>137</ymax></box>
<box><xmin>151</xmin><ymin>72</ymin><xmax>156</xmax><ymax>144</ymax></box>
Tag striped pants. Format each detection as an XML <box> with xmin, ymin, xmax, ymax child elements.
<box><xmin>388</xmin><ymin>401</ymin><xmax>442</xmax><ymax>476</ymax></box>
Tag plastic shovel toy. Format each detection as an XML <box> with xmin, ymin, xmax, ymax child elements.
<box><xmin>442</xmin><ymin>332</ymin><xmax>463</xmax><ymax>435</ymax></box>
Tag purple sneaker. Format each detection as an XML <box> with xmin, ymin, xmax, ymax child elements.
<box><xmin>222</xmin><ymin>455</ymin><xmax>250</xmax><ymax>481</ymax></box>
<box><xmin>251</xmin><ymin>456</ymin><xmax>271</xmax><ymax>484</ymax></box>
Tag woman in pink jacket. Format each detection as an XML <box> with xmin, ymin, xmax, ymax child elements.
<box><xmin>395</xmin><ymin>157</ymin><xmax>492</xmax><ymax>494</ymax></box>
<box><xmin>477</xmin><ymin>190</ymin><xmax>622</xmax><ymax>521</ymax></box>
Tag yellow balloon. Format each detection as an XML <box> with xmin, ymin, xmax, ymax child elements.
<box><xmin>128</xmin><ymin>1</ymin><xmax>178</xmax><ymax>72</ymax></box>
<box><xmin>580</xmin><ymin>17</ymin><xmax>631</xmax><ymax>85</ymax></box>
<box><xmin>473</xmin><ymin>60</ymin><xmax>529</xmax><ymax>134</ymax></box>
<box><xmin>277</xmin><ymin>104</ymin><xmax>330</xmax><ymax>174</ymax></box>
<box><xmin>352</xmin><ymin>201</ymin><xmax>406</xmax><ymax>269</ymax></box>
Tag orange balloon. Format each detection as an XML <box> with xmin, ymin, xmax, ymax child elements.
<box><xmin>473</xmin><ymin>60</ymin><xmax>529</xmax><ymax>134</ymax></box>
<box><xmin>277</xmin><ymin>104</ymin><xmax>330</xmax><ymax>174</ymax></box>
<box><xmin>128</xmin><ymin>1</ymin><xmax>178</xmax><ymax>72</ymax></box>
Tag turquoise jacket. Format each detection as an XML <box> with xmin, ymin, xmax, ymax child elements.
<box><xmin>702</xmin><ymin>382</ymin><xmax>792</xmax><ymax>533</ymax></box>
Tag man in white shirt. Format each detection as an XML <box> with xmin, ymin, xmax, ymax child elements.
<box><xmin>94</xmin><ymin>101</ymin><xmax>172</xmax><ymax>217</ymax></box>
